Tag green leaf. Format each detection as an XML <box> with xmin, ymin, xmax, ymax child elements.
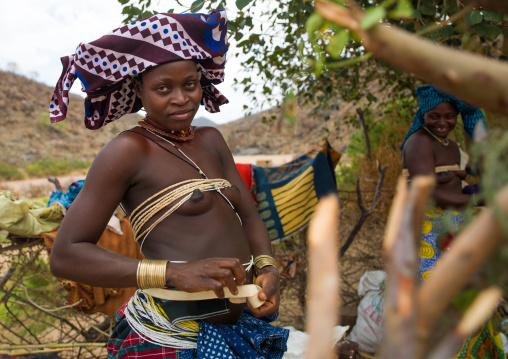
<box><xmin>235</xmin><ymin>32</ymin><xmax>244</xmax><ymax>41</ymax></box>
<box><xmin>361</xmin><ymin>7</ymin><xmax>387</xmax><ymax>30</ymax></box>
<box><xmin>367</xmin><ymin>93</ymin><xmax>378</xmax><ymax>103</ymax></box>
<box><xmin>483</xmin><ymin>10</ymin><xmax>502</xmax><ymax>23</ymax></box>
<box><xmin>465</xmin><ymin>10</ymin><xmax>483</xmax><ymax>25</ymax></box>
<box><xmin>236</xmin><ymin>0</ymin><xmax>253</xmax><ymax>11</ymax></box>
<box><xmin>118</xmin><ymin>0</ymin><xmax>129</xmax><ymax>5</ymax></box>
<box><xmin>419</xmin><ymin>2</ymin><xmax>435</xmax><ymax>16</ymax></box>
<box><xmin>325</xmin><ymin>30</ymin><xmax>349</xmax><ymax>59</ymax></box>
<box><xmin>390</xmin><ymin>0</ymin><xmax>414</xmax><ymax>18</ymax></box>
<box><xmin>191</xmin><ymin>0</ymin><xmax>204</xmax><ymax>11</ymax></box>
<box><xmin>306</xmin><ymin>13</ymin><xmax>325</xmax><ymax>36</ymax></box>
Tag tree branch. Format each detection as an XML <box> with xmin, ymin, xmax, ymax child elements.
<box><xmin>315</xmin><ymin>0</ymin><xmax>508</xmax><ymax>115</ymax></box>
<box><xmin>357</xmin><ymin>108</ymin><xmax>371</xmax><ymax>160</ymax></box>
<box><xmin>464</xmin><ymin>0</ymin><xmax>508</xmax><ymax>14</ymax></box>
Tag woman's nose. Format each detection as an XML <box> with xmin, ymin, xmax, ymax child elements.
<box><xmin>171</xmin><ymin>88</ymin><xmax>188</xmax><ymax>105</ymax></box>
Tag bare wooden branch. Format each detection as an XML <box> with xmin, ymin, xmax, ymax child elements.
<box><xmin>0</xmin><ymin>239</ymin><xmax>43</xmax><ymax>255</ymax></box>
<box><xmin>416</xmin><ymin>184</ymin><xmax>508</xmax><ymax>347</ymax></box>
<box><xmin>305</xmin><ymin>194</ymin><xmax>340</xmax><ymax>359</ymax></box>
<box><xmin>464</xmin><ymin>0</ymin><xmax>508</xmax><ymax>14</ymax></box>
<box><xmin>428</xmin><ymin>287</ymin><xmax>502</xmax><ymax>359</ymax></box>
<box><xmin>380</xmin><ymin>175</ymin><xmax>435</xmax><ymax>359</ymax></box>
<box><xmin>0</xmin><ymin>267</ymin><xmax>15</xmax><ymax>289</ymax></box>
<box><xmin>372</xmin><ymin>161</ymin><xmax>388</xmax><ymax>208</ymax></box>
<box><xmin>341</xmin><ymin>163</ymin><xmax>387</xmax><ymax>256</ymax></box>
<box><xmin>357</xmin><ymin>108</ymin><xmax>371</xmax><ymax>160</ymax></box>
<box><xmin>315</xmin><ymin>0</ymin><xmax>508</xmax><ymax>115</ymax></box>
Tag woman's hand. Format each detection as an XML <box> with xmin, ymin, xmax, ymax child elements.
<box><xmin>166</xmin><ymin>257</ymin><xmax>246</xmax><ymax>298</ymax></box>
<box><xmin>248</xmin><ymin>266</ymin><xmax>280</xmax><ymax>318</ymax></box>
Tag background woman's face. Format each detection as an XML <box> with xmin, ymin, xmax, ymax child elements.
<box><xmin>134</xmin><ymin>60</ymin><xmax>202</xmax><ymax>131</ymax></box>
<box><xmin>423</xmin><ymin>101</ymin><xmax>458</xmax><ymax>139</ymax></box>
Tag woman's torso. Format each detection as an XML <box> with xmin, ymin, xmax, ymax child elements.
<box><xmin>119</xmin><ymin>126</ymin><xmax>252</xmax><ymax>323</ymax></box>
<box><xmin>402</xmin><ymin>129</ymin><xmax>467</xmax><ymax>200</ymax></box>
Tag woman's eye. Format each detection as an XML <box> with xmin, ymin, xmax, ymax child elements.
<box><xmin>157</xmin><ymin>85</ymin><xmax>170</xmax><ymax>93</ymax></box>
<box><xmin>185</xmin><ymin>82</ymin><xmax>197</xmax><ymax>89</ymax></box>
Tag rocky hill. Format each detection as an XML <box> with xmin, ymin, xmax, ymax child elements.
<box><xmin>0</xmin><ymin>70</ymin><xmax>355</xmax><ymax>169</ymax></box>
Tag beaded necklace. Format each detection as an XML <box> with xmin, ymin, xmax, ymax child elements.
<box><xmin>138</xmin><ymin>116</ymin><xmax>194</xmax><ymax>141</ymax></box>
<box><xmin>422</xmin><ymin>126</ymin><xmax>449</xmax><ymax>146</ymax></box>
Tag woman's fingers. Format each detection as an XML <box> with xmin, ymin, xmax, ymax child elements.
<box><xmin>167</xmin><ymin>257</ymin><xmax>247</xmax><ymax>294</ymax></box>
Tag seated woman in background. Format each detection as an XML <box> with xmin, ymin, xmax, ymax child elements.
<box><xmin>401</xmin><ymin>85</ymin><xmax>505</xmax><ymax>358</ymax></box>
<box><xmin>48</xmin><ymin>10</ymin><xmax>288</xmax><ymax>358</ymax></box>
<box><xmin>401</xmin><ymin>85</ymin><xmax>485</xmax><ymax>281</ymax></box>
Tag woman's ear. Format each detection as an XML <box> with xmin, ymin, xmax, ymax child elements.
<box><xmin>133</xmin><ymin>78</ymin><xmax>143</xmax><ymax>98</ymax></box>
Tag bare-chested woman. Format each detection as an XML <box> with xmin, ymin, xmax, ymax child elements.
<box><xmin>400</xmin><ymin>86</ymin><xmax>505</xmax><ymax>358</ymax></box>
<box><xmin>48</xmin><ymin>10</ymin><xmax>288</xmax><ymax>358</ymax></box>
<box><xmin>402</xmin><ymin>97</ymin><xmax>471</xmax><ymax>209</ymax></box>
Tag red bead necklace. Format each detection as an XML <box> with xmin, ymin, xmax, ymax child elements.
<box><xmin>138</xmin><ymin>116</ymin><xmax>194</xmax><ymax>141</ymax></box>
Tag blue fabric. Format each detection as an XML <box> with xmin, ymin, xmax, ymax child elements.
<box><xmin>47</xmin><ymin>180</ymin><xmax>84</xmax><ymax>210</ymax></box>
<box><xmin>251</xmin><ymin>140</ymin><xmax>340</xmax><ymax>241</ymax></box>
<box><xmin>401</xmin><ymin>85</ymin><xmax>486</xmax><ymax>149</ymax></box>
<box><xmin>181</xmin><ymin>311</ymin><xmax>289</xmax><ymax>359</ymax></box>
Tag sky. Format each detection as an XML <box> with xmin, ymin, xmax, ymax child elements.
<box><xmin>0</xmin><ymin>0</ymin><xmax>254</xmax><ymax>124</ymax></box>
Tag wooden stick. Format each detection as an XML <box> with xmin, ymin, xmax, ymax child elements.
<box><xmin>464</xmin><ymin>0</ymin><xmax>508</xmax><ymax>15</ymax></box>
<box><xmin>305</xmin><ymin>194</ymin><xmax>340</xmax><ymax>359</ymax></box>
<box><xmin>381</xmin><ymin>176</ymin><xmax>434</xmax><ymax>359</ymax></box>
<box><xmin>0</xmin><ymin>342</ymin><xmax>107</xmax><ymax>350</ymax></box>
<box><xmin>427</xmin><ymin>287</ymin><xmax>502</xmax><ymax>359</ymax></box>
<box><xmin>315</xmin><ymin>0</ymin><xmax>508</xmax><ymax>115</ymax></box>
<box><xmin>417</xmin><ymin>184</ymin><xmax>508</xmax><ymax>345</ymax></box>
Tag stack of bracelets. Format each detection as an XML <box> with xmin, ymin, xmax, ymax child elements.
<box><xmin>253</xmin><ymin>255</ymin><xmax>278</xmax><ymax>276</ymax></box>
<box><xmin>136</xmin><ymin>255</ymin><xmax>278</xmax><ymax>290</ymax></box>
<box><xmin>137</xmin><ymin>259</ymin><xmax>168</xmax><ymax>289</ymax></box>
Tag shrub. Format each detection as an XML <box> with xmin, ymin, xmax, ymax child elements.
<box><xmin>24</xmin><ymin>157</ymin><xmax>89</xmax><ymax>177</ymax></box>
<box><xmin>0</xmin><ymin>161</ymin><xmax>24</xmax><ymax>180</ymax></box>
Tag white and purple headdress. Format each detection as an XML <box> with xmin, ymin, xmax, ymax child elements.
<box><xmin>49</xmin><ymin>10</ymin><xmax>229</xmax><ymax>130</ymax></box>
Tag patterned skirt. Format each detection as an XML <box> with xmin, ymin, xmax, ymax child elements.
<box><xmin>418</xmin><ymin>206</ymin><xmax>505</xmax><ymax>359</ymax></box>
<box><xmin>107</xmin><ymin>299</ymin><xmax>289</xmax><ymax>359</ymax></box>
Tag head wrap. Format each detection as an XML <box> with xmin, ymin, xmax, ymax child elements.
<box><xmin>49</xmin><ymin>10</ymin><xmax>229</xmax><ymax>130</ymax></box>
<box><xmin>400</xmin><ymin>85</ymin><xmax>486</xmax><ymax>149</ymax></box>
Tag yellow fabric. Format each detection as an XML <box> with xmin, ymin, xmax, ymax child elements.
<box><xmin>452</xmin><ymin>311</ymin><xmax>506</xmax><ymax>359</ymax></box>
<box><xmin>0</xmin><ymin>191</ymin><xmax>63</xmax><ymax>236</ymax></box>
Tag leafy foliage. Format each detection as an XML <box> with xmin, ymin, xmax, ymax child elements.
<box><xmin>117</xmin><ymin>0</ymin><xmax>507</xmax><ymax>119</ymax></box>
<box><xmin>337</xmin><ymin>92</ymin><xmax>417</xmax><ymax>189</ymax></box>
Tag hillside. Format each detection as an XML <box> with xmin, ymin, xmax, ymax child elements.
<box><xmin>0</xmin><ymin>70</ymin><xmax>356</xmax><ymax>170</ymax></box>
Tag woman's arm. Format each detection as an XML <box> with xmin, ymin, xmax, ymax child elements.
<box><xmin>210</xmin><ymin>128</ymin><xmax>280</xmax><ymax>317</ymax></box>
<box><xmin>49</xmin><ymin>134</ymin><xmax>142</xmax><ymax>288</ymax></box>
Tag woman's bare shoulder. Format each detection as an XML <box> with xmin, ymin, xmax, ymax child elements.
<box><xmin>87</xmin><ymin>128</ymin><xmax>149</xmax><ymax>181</ymax></box>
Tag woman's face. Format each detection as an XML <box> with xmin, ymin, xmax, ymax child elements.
<box><xmin>423</xmin><ymin>101</ymin><xmax>458</xmax><ymax>139</ymax></box>
<box><xmin>134</xmin><ymin>60</ymin><xmax>202</xmax><ymax>131</ymax></box>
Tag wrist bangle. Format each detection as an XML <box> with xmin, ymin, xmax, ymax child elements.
<box><xmin>254</xmin><ymin>255</ymin><xmax>278</xmax><ymax>276</ymax></box>
<box><xmin>137</xmin><ymin>259</ymin><xmax>168</xmax><ymax>289</ymax></box>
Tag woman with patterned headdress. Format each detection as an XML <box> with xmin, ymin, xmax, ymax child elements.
<box><xmin>401</xmin><ymin>85</ymin><xmax>505</xmax><ymax>358</ymax></box>
<box><xmin>48</xmin><ymin>10</ymin><xmax>288</xmax><ymax>358</ymax></box>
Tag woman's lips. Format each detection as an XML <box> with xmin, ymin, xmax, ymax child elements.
<box><xmin>169</xmin><ymin>110</ymin><xmax>193</xmax><ymax>121</ymax></box>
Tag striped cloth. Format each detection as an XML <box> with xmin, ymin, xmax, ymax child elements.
<box><xmin>251</xmin><ymin>140</ymin><xmax>340</xmax><ymax>241</ymax></box>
